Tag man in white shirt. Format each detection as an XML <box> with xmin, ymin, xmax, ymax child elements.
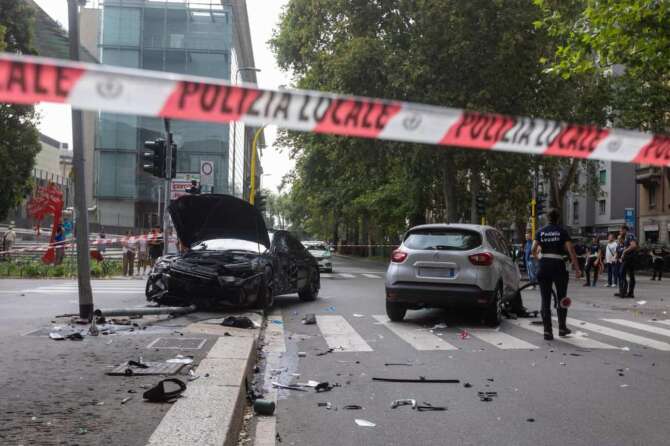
<box><xmin>604</xmin><ymin>233</ymin><xmax>619</xmax><ymax>288</ymax></box>
<box><xmin>2</xmin><ymin>222</ymin><xmax>17</xmax><ymax>261</ymax></box>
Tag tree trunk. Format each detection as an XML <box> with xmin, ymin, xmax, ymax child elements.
<box><xmin>470</xmin><ymin>168</ymin><xmax>481</xmax><ymax>224</ymax></box>
<box><xmin>442</xmin><ymin>153</ymin><xmax>458</xmax><ymax>223</ymax></box>
<box><xmin>550</xmin><ymin>159</ymin><xmax>580</xmax><ymax>220</ymax></box>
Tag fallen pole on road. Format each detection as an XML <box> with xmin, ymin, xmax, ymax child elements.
<box><xmin>94</xmin><ymin>305</ymin><xmax>197</xmax><ymax>318</ymax></box>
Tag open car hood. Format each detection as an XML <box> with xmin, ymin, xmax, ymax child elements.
<box><xmin>169</xmin><ymin>194</ymin><xmax>270</xmax><ymax>249</ymax></box>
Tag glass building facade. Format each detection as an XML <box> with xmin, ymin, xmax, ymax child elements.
<box><xmin>93</xmin><ymin>0</ymin><xmax>245</xmax><ymax>229</ymax></box>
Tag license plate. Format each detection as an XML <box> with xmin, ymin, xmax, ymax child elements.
<box><xmin>418</xmin><ymin>267</ymin><xmax>454</xmax><ymax>278</ymax></box>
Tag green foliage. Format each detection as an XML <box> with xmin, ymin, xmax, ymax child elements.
<box><xmin>0</xmin><ymin>258</ymin><xmax>122</xmax><ymax>278</ymax></box>
<box><xmin>535</xmin><ymin>0</ymin><xmax>670</xmax><ymax>132</ymax></box>
<box><xmin>272</xmin><ymin>0</ymin><xmax>609</xmax><ymax>244</ymax></box>
<box><xmin>0</xmin><ymin>0</ymin><xmax>41</xmax><ymax>221</ymax></box>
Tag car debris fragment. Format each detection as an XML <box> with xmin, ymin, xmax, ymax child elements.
<box><xmin>354</xmin><ymin>419</ymin><xmax>375</xmax><ymax>427</ymax></box>
<box><xmin>221</xmin><ymin>316</ymin><xmax>256</xmax><ymax>329</ymax></box>
<box><xmin>391</xmin><ymin>399</ymin><xmax>416</xmax><ymax>409</ymax></box>
<box><xmin>143</xmin><ymin>378</ymin><xmax>187</xmax><ymax>402</ymax></box>
<box><xmin>373</xmin><ymin>377</ymin><xmax>460</xmax><ymax>383</ymax></box>
<box><xmin>302</xmin><ymin>314</ymin><xmax>316</xmax><ymax>325</ymax></box>
<box><xmin>271</xmin><ymin>382</ymin><xmax>307</xmax><ymax>392</ymax></box>
<box><xmin>253</xmin><ymin>399</ymin><xmax>276</xmax><ymax>415</ymax></box>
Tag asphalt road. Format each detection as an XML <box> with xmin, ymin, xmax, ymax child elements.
<box><xmin>264</xmin><ymin>255</ymin><xmax>670</xmax><ymax>446</ymax></box>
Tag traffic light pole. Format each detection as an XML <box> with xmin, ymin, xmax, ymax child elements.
<box><xmin>163</xmin><ymin>119</ymin><xmax>173</xmax><ymax>256</ymax></box>
<box><xmin>68</xmin><ymin>0</ymin><xmax>94</xmax><ymax>320</ymax></box>
<box><xmin>531</xmin><ymin>165</ymin><xmax>539</xmax><ymax>236</ymax></box>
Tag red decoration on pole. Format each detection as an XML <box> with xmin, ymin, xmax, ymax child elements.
<box><xmin>27</xmin><ymin>182</ymin><xmax>64</xmax><ymax>264</ymax></box>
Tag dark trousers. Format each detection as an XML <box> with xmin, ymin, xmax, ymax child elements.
<box><xmin>584</xmin><ymin>257</ymin><xmax>599</xmax><ymax>285</ymax></box>
<box><xmin>619</xmin><ymin>260</ymin><xmax>636</xmax><ymax>296</ymax></box>
<box><xmin>537</xmin><ymin>259</ymin><xmax>569</xmax><ymax>332</ymax></box>
<box><xmin>652</xmin><ymin>260</ymin><xmax>663</xmax><ymax>280</ymax></box>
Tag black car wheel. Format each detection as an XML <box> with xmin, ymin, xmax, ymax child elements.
<box><xmin>484</xmin><ymin>285</ymin><xmax>503</xmax><ymax>327</ymax></box>
<box><xmin>298</xmin><ymin>268</ymin><xmax>319</xmax><ymax>301</ymax></box>
<box><xmin>255</xmin><ymin>282</ymin><xmax>274</xmax><ymax>310</ymax></box>
<box><xmin>386</xmin><ymin>300</ymin><xmax>407</xmax><ymax>322</ymax></box>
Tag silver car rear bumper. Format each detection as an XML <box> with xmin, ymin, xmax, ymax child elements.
<box><xmin>386</xmin><ymin>282</ymin><xmax>495</xmax><ymax>308</ymax></box>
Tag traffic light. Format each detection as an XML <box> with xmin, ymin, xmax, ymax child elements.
<box><xmin>536</xmin><ymin>192</ymin><xmax>546</xmax><ymax>215</ymax></box>
<box><xmin>142</xmin><ymin>138</ymin><xmax>166</xmax><ymax>178</ymax></box>
<box><xmin>476</xmin><ymin>193</ymin><xmax>487</xmax><ymax>216</ymax></box>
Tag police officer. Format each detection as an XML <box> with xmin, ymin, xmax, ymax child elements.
<box><xmin>532</xmin><ymin>209</ymin><xmax>582</xmax><ymax>340</ymax></box>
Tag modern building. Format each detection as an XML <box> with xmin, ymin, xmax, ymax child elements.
<box><xmin>80</xmin><ymin>0</ymin><xmax>262</xmax><ymax>231</ymax></box>
<box><xmin>562</xmin><ymin>161</ymin><xmax>637</xmax><ymax>237</ymax></box>
<box><xmin>636</xmin><ymin>166</ymin><xmax>670</xmax><ymax>245</ymax></box>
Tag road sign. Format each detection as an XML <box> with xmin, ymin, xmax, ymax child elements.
<box><xmin>170</xmin><ymin>179</ymin><xmax>193</xmax><ymax>200</ymax></box>
<box><xmin>200</xmin><ymin>160</ymin><xmax>214</xmax><ymax>186</ymax></box>
<box><xmin>624</xmin><ymin>208</ymin><xmax>635</xmax><ymax>230</ymax></box>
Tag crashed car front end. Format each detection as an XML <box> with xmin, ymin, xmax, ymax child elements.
<box><xmin>146</xmin><ymin>253</ymin><xmax>265</xmax><ymax>306</ymax></box>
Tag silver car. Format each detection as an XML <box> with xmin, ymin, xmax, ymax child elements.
<box><xmin>385</xmin><ymin>224</ymin><xmax>521</xmax><ymax>325</ymax></box>
<box><xmin>303</xmin><ymin>241</ymin><xmax>333</xmax><ymax>273</ymax></box>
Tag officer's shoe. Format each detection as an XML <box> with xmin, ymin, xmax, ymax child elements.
<box><xmin>559</xmin><ymin>327</ymin><xmax>572</xmax><ymax>337</ymax></box>
<box><xmin>544</xmin><ymin>331</ymin><xmax>554</xmax><ymax>341</ymax></box>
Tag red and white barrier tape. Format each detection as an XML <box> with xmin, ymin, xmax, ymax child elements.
<box><xmin>0</xmin><ymin>235</ymin><xmax>177</xmax><ymax>255</ymax></box>
<box><xmin>1</xmin><ymin>53</ymin><xmax>668</xmax><ymax>166</ymax></box>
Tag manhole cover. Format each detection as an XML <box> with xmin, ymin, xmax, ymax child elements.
<box><xmin>107</xmin><ymin>361</ymin><xmax>184</xmax><ymax>376</ymax></box>
<box><xmin>147</xmin><ymin>337</ymin><xmax>206</xmax><ymax>350</ymax></box>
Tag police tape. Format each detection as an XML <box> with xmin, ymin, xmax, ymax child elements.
<box><xmin>0</xmin><ymin>234</ymin><xmax>178</xmax><ymax>255</ymax></box>
<box><xmin>1</xmin><ymin>53</ymin><xmax>669</xmax><ymax>166</ymax></box>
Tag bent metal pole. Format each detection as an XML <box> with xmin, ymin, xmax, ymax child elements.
<box><xmin>68</xmin><ymin>0</ymin><xmax>93</xmax><ymax>320</ymax></box>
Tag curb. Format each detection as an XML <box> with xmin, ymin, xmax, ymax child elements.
<box><xmin>146</xmin><ymin>313</ymin><xmax>263</xmax><ymax>446</ymax></box>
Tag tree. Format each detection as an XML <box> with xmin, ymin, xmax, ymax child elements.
<box><xmin>535</xmin><ymin>0</ymin><xmax>670</xmax><ymax>132</ymax></box>
<box><xmin>0</xmin><ymin>1</ymin><xmax>41</xmax><ymax>221</ymax></box>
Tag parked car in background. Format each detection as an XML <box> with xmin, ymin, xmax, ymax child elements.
<box><xmin>385</xmin><ymin>224</ymin><xmax>521</xmax><ymax>326</ymax></box>
<box><xmin>303</xmin><ymin>241</ymin><xmax>333</xmax><ymax>272</ymax></box>
<box><xmin>145</xmin><ymin>194</ymin><xmax>320</xmax><ymax>309</ymax></box>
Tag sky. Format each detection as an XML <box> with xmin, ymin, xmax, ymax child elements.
<box><xmin>33</xmin><ymin>0</ymin><xmax>294</xmax><ymax>194</ymax></box>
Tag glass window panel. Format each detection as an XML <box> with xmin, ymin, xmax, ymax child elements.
<box><xmin>143</xmin><ymin>50</ymin><xmax>163</xmax><ymax>71</ymax></box>
<box><xmin>188</xmin><ymin>52</ymin><xmax>228</xmax><ymax>78</ymax></box>
<box><xmin>102</xmin><ymin>48</ymin><xmax>139</xmax><ymax>68</ymax></box>
<box><xmin>165</xmin><ymin>51</ymin><xmax>187</xmax><ymax>74</ymax></box>
<box><xmin>143</xmin><ymin>7</ymin><xmax>165</xmax><ymax>49</ymax></box>
<box><xmin>96</xmin><ymin>152</ymin><xmax>136</xmax><ymax>198</ymax></box>
<box><xmin>97</xmin><ymin>113</ymin><xmax>137</xmax><ymax>150</ymax></box>
<box><xmin>102</xmin><ymin>7</ymin><xmax>140</xmax><ymax>46</ymax></box>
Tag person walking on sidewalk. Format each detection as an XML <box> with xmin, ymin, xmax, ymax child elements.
<box><xmin>532</xmin><ymin>208</ymin><xmax>582</xmax><ymax>341</ymax></box>
<box><xmin>137</xmin><ymin>232</ymin><xmax>149</xmax><ymax>276</ymax></box>
<box><xmin>651</xmin><ymin>247</ymin><xmax>666</xmax><ymax>281</ymax></box>
<box><xmin>54</xmin><ymin>225</ymin><xmax>66</xmax><ymax>266</ymax></box>
<box><xmin>605</xmin><ymin>233</ymin><xmax>619</xmax><ymax>288</ymax></box>
<box><xmin>615</xmin><ymin>225</ymin><xmax>638</xmax><ymax>298</ymax></box>
<box><xmin>122</xmin><ymin>231</ymin><xmax>136</xmax><ymax>276</ymax></box>
<box><xmin>2</xmin><ymin>222</ymin><xmax>17</xmax><ymax>261</ymax></box>
<box><xmin>524</xmin><ymin>231</ymin><xmax>537</xmax><ymax>288</ymax></box>
<box><xmin>584</xmin><ymin>236</ymin><xmax>603</xmax><ymax>287</ymax></box>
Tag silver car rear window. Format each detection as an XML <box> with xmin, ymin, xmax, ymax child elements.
<box><xmin>404</xmin><ymin>229</ymin><xmax>482</xmax><ymax>251</ymax></box>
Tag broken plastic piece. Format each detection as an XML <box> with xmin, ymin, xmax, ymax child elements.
<box><xmin>121</xmin><ymin>397</ymin><xmax>132</xmax><ymax>405</ymax></box>
<box><xmin>432</xmin><ymin>323</ymin><xmax>448</xmax><ymax>329</ymax></box>
<box><xmin>271</xmin><ymin>382</ymin><xmax>307</xmax><ymax>392</ymax></box>
<box><xmin>416</xmin><ymin>402</ymin><xmax>447</xmax><ymax>411</ymax></box>
<box><xmin>298</xmin><ymin>352</ymin><xmax>307</xmax><ymax>358</ymax></box>
<box><xmin>391</xmin><ymin>399</ymin><xmax>416</xmax><ymax>409</ymax></box>
<box><xmin>384</xmin><ymin>362</ymin><xmax>412</xmax><ymax>366</ymax></box>
<box><xmin>343</xmin><ymin>405</ymin><xmax>362</xmax><ymax>410</ymax></box>
<box><xmin>143</xmin><ymin>378</ymin><xmax>187</xmax><ymax>402</ymax></box>
<box><xmin>459</xmin><ymin>329</ymin><xmax>470</xmax><ymax>340</ymax></box>
<box><xmin>463</xmin><ymin>382</ymin><xmax>472</xmax><ymax>388</ymax></box>
<box><xmin>316</xmin><ymin>348</ymin><xmax>335</xmax><ymax>356</ymax></box>
<box><xmin>66</xmin><ymin>332</ymin><xmax>84</xmax><ymax>341</ymax></box>
<box><xmin>166</xmin><ymin>356</ymin><xmax>194</xmax><ymax>364</ymax></box>
<box><xmin>355</xmin><ymin>419</ymin><xmax>375</xmax><ymax>427</ymax></box>
<box><xmin>128</xmin><ymin>360</ymin><xmax>149</xmax><ymax>369</ymax></box>
<box><xmin>315</xmin><ymin>382</ymin><xmax>339</xmax><ymax>392</ymax></box>
<box><xmin>373</xmin><ymin>377</ymin><xmax>460</xmax><ymax>384</ymax></box>
<box><xmin>221</xmin><ymin>316</ymin><xmax>255</xmax><ymax>329</ymax></box>
<box><xmin>302</xmin><ymin>314</ymin><xmax>316</xmax><ymax>325</ymax></box>
<box><xmin>49</xmin><ymin>332</ymin><xmax>65</xmax><ymax>340</ymax></box>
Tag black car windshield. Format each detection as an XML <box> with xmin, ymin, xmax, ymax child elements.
<box><xmin>191</xmin><ymin>238</ymin><xmax>262</xmax><ymax>253</ymax></box>
<box><xmin>404</xmin><ymin>229</ymin><xmax>482</xmax><ymax>251</ymax></box>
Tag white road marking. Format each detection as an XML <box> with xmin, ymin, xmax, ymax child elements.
<box><xmin>316</xmin><ymin>315</ymin><xmax>373</xmax><ymax>352</ymax></box>
<box><xmin>464</xmin><ymin>327</ymin><xmax>538</xmax><ymax>350</ymax></box>
<box><xmin>567</xmin><ymin>317</ymin><xmax>670</xmax><ymax>351</ymax></box>
<box><xmin>506</xmin><ymin>319</ymin><xmax>618</xmax><ymax>350</ymax></box>
<box><xmin>602</xmin><ymin>319</ymin><xmax>670</xmax><ymax>338</ymax></box>
<box><xmin>372</xmin><ymin>315</ymin><xmax>457</xmax><ymax>350</ymax></box>
<box><xmin>320</xmin><ymin>273</ymin><xmax>334</xmax><ymax>278</ymax></box>
<box><xmin>653</xmin><ymin>319</ymin><xmax>670</xmax><ymax>327</ymax></box>
<box><xmin>362</xmin><ymin>273</ymin><xmax>382</xmax><ymax>279</ymax></box>
<box><xmin>338</xmin><ymin>273</ymin><xmax>356</xmax><ymax>279</ymax></box>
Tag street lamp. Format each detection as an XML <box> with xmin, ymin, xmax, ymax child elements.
<box><xmin>231</xmin><ymin>67</ymin><xmax>261</xmax><ymax>197</ymax></box>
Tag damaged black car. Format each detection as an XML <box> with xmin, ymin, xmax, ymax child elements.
<box><xmin>145</xmin><ymin>194</ymin><xmax>320</xmax><ymax>309</ymax></box>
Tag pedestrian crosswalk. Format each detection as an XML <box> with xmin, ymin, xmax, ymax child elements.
<box><xmin>321</xmin><ymin>272</ymin><xmax>383</xmax><ymax>279</ymax></box>
<box><xmin>293</xmin><ymin>313</ymin><xmax>670</xmax><ymax>353</ymax></box>
<box><xmin>24</xmin><ymin>280</ymin><xmax>147</xmax><ymax>295</ymax></box>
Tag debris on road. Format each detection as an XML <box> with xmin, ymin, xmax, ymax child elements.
<box><xmin>298</xmin><ymin>352</ymin><xmax>307</xmax><ymax>358</ymax></box>
<box><xmin>316</xmin><ymin>348</ymin><xmax>335</xmax><ymax>356</ymax></box>
<box><xmin>317</xmin><ymin>402</ymin><xmax>333</xmax><ymax>410</ymax></box>
<box><xmin>432</xmin><ymin>323</ymin><xmax>448</xmax><ymax>330</ymax></box>
<box><xmin>373</xmin><ymin>377</ymin><xmax>460</xmax><ymax>384</ymax></box>
<box><xmin>121</xmin><ymin>397</ymin><xmax>132</xmax><ymax>405</ymax></box>
<box><xmin>272</xmin><ymin>382</ymin><xmax>307</xmax><ymax>392</ymax></box>
<box><xmin>416</xmin><ymin>402</ymin><xmax>447</xmax><ymax>411</ymax></box>
<box><xmin>315</xmin><ymin>382</ymin><xmax>340</xmax><ymax>392</ymax></box>
<box><xmin>302</xmin><ymin>314</ymin><xmax>316</xmax><ymax>325</ymax></box>
<box><xmin>384</xmin><ymin>362</ymin><xmax>412</xmax><ymax>367</ymax></box>
<box><xmin>221</xmin><ymin>316</ymin><xmax>256</xmax><ymax>329</ymax></box>
<box><xmin>464</xmin><ymin>382</ymin><xmax>472</xmax><ymax>388</ymax></box>
<box><xmin>526</xmin><ymin>418</ymin><xmax>535</xmax><ymax>422</ymax></box>
<box><xmin>166</xmin><ymin>355</ymin><xmax>194</xmax><ymax>364</ymax></box>
<box><xmin>253</xmin><ymin>399</ymin><xmax>276</xmax><ymax>416</ymax></box>
<box><xmin>353</xmin><ymin>313</ymin><xmax>364</xmax><ymax>318</ymax></box>
<box><xmin>143</xmin><ymin>378</ymin><xmax>187</xmax><ymax>402</ymax></box>
<box><xmin>636</xmin><ymin>300</ymin><xmax>647</xmax><ymax>306</ymax></box>
<box><xmin>459</xmin><ymin>329</ymin><xmax>470</xmax><ymax>340</ymax></box>
<box><xmin>49</xmin><ymin>332</ymin><xmax>65</xmax><ymax>340</ymax></box>
<box><xmin>324</xmin><ymin>306</ymin><xmax>336</xmax><ymax>312</ymax></box>
<box><xmin>66</xmin><ymin>332</ymin><xmax>84</xmax><ymax>341</ymax></box>
<box><xmin>343</xmin><ymin>405</ymin><xmax>362</xmax><ymax>410</ymax></box>
<box><xmin>478</xmin><ymin>391</ymin><xmax>498</xmax><ymax>402</ymax></box>
<box><xmin>391</xmin><ymin>399</ymin><xmax>416</xmax><ymax>409</ymax></box>
<box><xmin>355</xmin><ymin>419</ymin><xmax>376</xmax><ymax>427</ymax></box>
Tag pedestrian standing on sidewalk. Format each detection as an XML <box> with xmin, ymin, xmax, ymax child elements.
<box><xmin>524</xmin><ymin>231</ymin><xmax>537</xmax><ymax>288</ymax></box>
<box><xmin>584</xmin><ymin>236</ymin><xmax>603</xmax><ymax>287</ymax></box>
<box><xmin>148</xmin><ymin>226</ymin><xmax>164</xmax><ymax>267</ymax></box>
<box><xmin>615</xmin><ymin>225</ymin><xmax>638</xmax><ymax>298</ymax></box>
<box><xmin>137</xmin><ymin>232</ymin><xmax>149</xmax><ymax>276</ymax></box>
<box><xmin>605</xmin><ymin>233</ymin><xmax>619</xmax><ymax>288</ymax></box>
<box><xmin>574</xmin><ymin>239</ymin><xmax>587</xmax><ymax>279</ymax></box>
<box><xmin>2</xmin><ymin>222</ymin><xmax>17</xmax><ymax>261</ymax></box>
<box><xmin>532</xmin><ymin>209</ymin><xmax>582</xmax><ymax>340</ymax></box>
<box><xmin>122</xmin><ymin>230</ymin><xmax>136</xmax><ymax>276</ymax></box>
<box><xmin>54</xmin><ymin>225</ymin><xmax>66</xmax><ymax>265</ymax></box>
<box><xmin>651</xmin><ymin>247</ymin><xmax>665</xmax><ymax>281</ymax></box>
